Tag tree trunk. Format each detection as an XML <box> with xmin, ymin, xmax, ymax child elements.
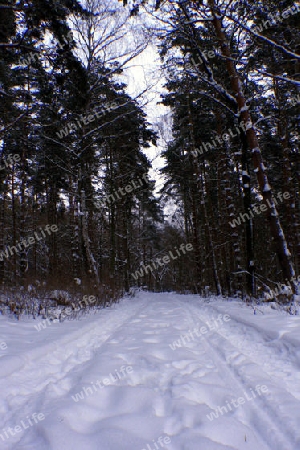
<box><xmin>208</xmin><ymin>0</ymin><xmax>297</xmax><ymax>291</ymax></box>
<box><xmin>81</xmin><ymin>189</ymin><xmax>100</xmax><ymax>285</ymax></box>
<box><xmin>241</xmin><ymin>130</ymin><xmax>255</xmax><ymax>295</ymax></box>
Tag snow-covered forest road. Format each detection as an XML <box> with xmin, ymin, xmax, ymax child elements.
<box><xmin>1</xmin><ymin>292</ymin><xmax>300</xmax><ymax>450</ymax></box>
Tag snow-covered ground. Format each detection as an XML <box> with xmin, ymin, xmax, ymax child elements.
<box><xmin>0</xmin><ymin>292</ymin><xmax>300</xmax><ymax>450</ymax></box>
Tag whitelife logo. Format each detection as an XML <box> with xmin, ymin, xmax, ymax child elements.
<box><xmin>267</xmin><ymin>274</ymin><xmax>300</xmax><ymax>299</ymax></box>
<box><xmin>0</xmin><ymin>412</ymin><xmax>45</xmax><ymax>442</ymax></box>
<box><xmin>229</xmin><ymin>191</ymin><xmax>290</xmax><ymax>228</ymax></box>
<box><xmin>191</xmin><ymin>119</ymin><xmax>253</xmax><ymax>158</ymax></box>
<box><xmin>169</xmin><ymin>314</ymin><xmax>231</xmax><ymax>350</ymax></box>
<box><xmin>20</xmin><ymin>30</ymin><xmax>74</xmax><ymax>67</ymax></box>
<box><xmin>56</xmin><ymin>101</ymin><xmax>118</xmax><ymax>139</ymax></box>
<box><xmin>72</xmin><ymin>365</ymin><xmax>133</xmax><ymax>402</ymax></box>
<box><xmin>0</xmin><ymin>153</ymin><xmax>20</xmax><ymax>171</ymax></box>
<box><xmin>34</xmin><ymin>295</ymin><xmax>96</xmax><ymax>331</ymax></box>
<box><xmin>253</xmin><ymin>4</ymin><xmax>300</xmax><ymax>33</ymax></box>
<box><xmin>95</xmin><ymin>174</ymin><xmax>149</xmax><ymax>209</ymax></box>
<box><xmin>131</xmin><ymin>243</ymin><xmax>193</xmax><ymax>280</ymax></box>
<box><xmin>0</xmin><ymin>341</ymin><xmax>7</xmax><ymax>351</ymax></box>
<box><xmin>0</xmin><ymin>225</ymin><xmax>58</xmax><ymax>261</ymax></box>
<box><xmin>290</xmin><ymin>93</ymin><xmax>300</xmax><ymax>106</ymax></box>
<box><xmin>185</xmin><ymin>47</ymin><xmax>215</xmax><ymax>72</ymax></box>
<box><xmin>206</xmin><ymin>385</ymin><xmax>269</xmax><ymax>421</ymax></box>
<box><xmin>141</xmin><ymin>435</ymin><xmax>171</xmax><ymax>450</ymax></box>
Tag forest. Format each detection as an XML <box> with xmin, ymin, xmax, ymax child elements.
<box><xmin>0</xmin><ymin>0</ymin><xmax>299</xmax><ymax>315</ymax></box>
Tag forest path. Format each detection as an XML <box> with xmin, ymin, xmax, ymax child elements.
<box><xmin>0</xmin><ymin>292</ymin><xmax>300</xmax><ymax>449</ymax></box>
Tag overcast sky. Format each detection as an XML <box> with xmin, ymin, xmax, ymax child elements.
<box><xmin>122</xmin><ymin>41</ymin><xmax>172</xmax><ymax>195</ymax></box>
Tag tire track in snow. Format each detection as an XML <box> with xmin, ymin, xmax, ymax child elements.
<box><xmin>197</xmin><ymin>301</ymin><xmax>300</xmax><ymax>399</ymax></box>
<box><xmin>182</xmin><ymin>301</ymin><xmax>299</xmax><ymax>450</ymax></box>
<box><xmin>0</xmin><ymin>298</ymin><xmax>148</xmax><ymax>433</ymax></box>
<box><xmin>104</xmin><ymin>296</ymin><xmax>270</xmax><ymax>449</ymax></box>
<box><xmin>1</xmin><ymin>293</ymin><xmax>299</xmax><ymax>450</ymax></box>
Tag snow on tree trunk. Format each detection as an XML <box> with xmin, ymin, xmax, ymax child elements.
<box><xmin>208</xmin><ymin>0</ymin><xmax>297</xmax><ymax>292</ymax></box>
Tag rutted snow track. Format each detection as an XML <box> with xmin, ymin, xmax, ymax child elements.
<box><xmin>0</xmin><ymin>299</ymin><xmax>147</xmax><ymax>441</ymax></box>
<box><xmin>182</xmin><ymin>301</ymin><xmax>300</xmax><ymax>449</ymax></box>
<box><xmin>0</xmin><ymin>292</ymin><xmax>299</xmax><ymax>450</ymax></box>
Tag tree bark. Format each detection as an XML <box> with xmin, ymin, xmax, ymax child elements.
<box><xmin>208</xmin><ymin>0</ymin><xmax>297</xmax><ymax>291</ymax></box>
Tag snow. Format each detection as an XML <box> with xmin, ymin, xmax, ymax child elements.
<box><xmin>239</xmin><ymin>105</ymin><xmax>249</xmax><ymax>113</ymax></box>
<box><xmin>0</xmin><ymin>292</ymin><xmax>300</xmax><ymax>449</ymax></box>
<box><xmin>263</xmin><ymin>184</ymin><xmax>272</xmax><ymax>192</ymax></box>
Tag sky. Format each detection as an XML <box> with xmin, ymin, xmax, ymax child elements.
<box><xmin>73</xmin><ymin>0</ymin><xmax>174</xmax><ymax>207</ymax></box>
<box><xmin>122</xmin><ymin>43</ymin><xmax>172</xmax><ymax>193</ymax></box>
